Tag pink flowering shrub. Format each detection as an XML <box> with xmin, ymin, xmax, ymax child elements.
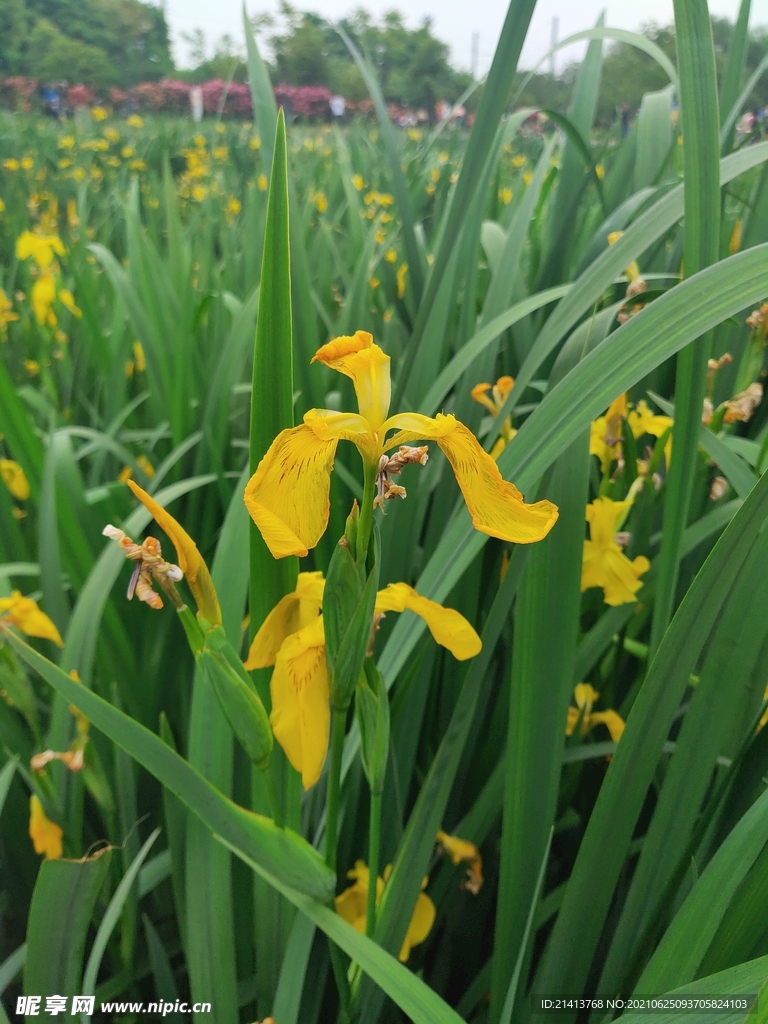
<box><xmin>66</xmin><ymin>84</ymin><xmax>95</xmax><ymax>108</ymax></box>
<box><xmin>274</xmin><ymin>84</ymin><xmax>331</xmax><ymax>118</ymax></box>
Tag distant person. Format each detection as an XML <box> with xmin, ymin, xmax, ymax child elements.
<box><xmin>190</xmin><ymin>85</ymin><xmax>203</xmax><ymax>123</ymax></box>
<box><xmin>41</xmin><ymin>85</ymin><xmax>61</xmax><ymax>118</ymax></box>
<box><xmin>330</xmin><ymin>94</ymin><xmax>346</xmax><ymax>123</ymax></box>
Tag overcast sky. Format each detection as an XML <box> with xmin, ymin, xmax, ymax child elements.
<box><xmin>165</xmin><ymin>0</ymin><xmax>768</xmax><ymax>78</ymax></box>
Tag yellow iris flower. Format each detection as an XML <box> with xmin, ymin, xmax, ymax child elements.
<box><xmin>16</xmin><ymin>230</ymin><xmax>66</xmax><ymax>271</ymax></box>
<box><xmin>581</xmin><ymin>496</ymin><xmax>650</xmax><ymax>606</ymax></box>
<box><xmin>31</xmin><ymin>274</ymin><xmax>57</xmax><ymax>326</ymax></box>
<box><xmin>627</xmin><ymin>400</ymin><xmax>673</xmax><ymax>466</ymax></box>
<box><xmin>471</xmin><ymin>375</ymin><xmax>517</xmax><ymax>460</ymax></box>
<box><xmin>0</xmin><ymin>289</ymin><xmax>19</xmax><ymax>336</ymax></box>
<box><xmin>0</xmin><ymin>591</ymin><xmax>63</xmax><ymax>646</ymax></box>
<box><xmin>29</xmin><ymin>795</ymin><xmax>63</xmax><ymax>860</ymax></box>
<box><xmin>245</xmin><ymin>572</ymin><xmax>481</xmax><ymax>789</ymax></box>
<box><xmin>565</xmin><ymin>683</ymin><xmax>625</xmax><ymax>742</ymax></box>
<box><xmin>245</xmin><ymin>332</ymin><xmax>557</xmax><ymax>559</ymax></box>
<box><xmin>0</xmin><ymin>459</ymin><xmax>30</xmax><ymax>500</ymax></box>
<box><xmin>335</xmin><ymin>860</ymin><xmax>435</xmax><ymax>961</ymax></box>
<box><xmin>590</xmin><ymin>393</ymin><xmax>627</xmax><ymax>472</ymax></box>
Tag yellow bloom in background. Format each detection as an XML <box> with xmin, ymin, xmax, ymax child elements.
<box><xmin>132</xmin><ymin>341</ymin><xmax>146</xmax><ymax>372</ymax></box>
<box><xmin>249</xmin><ymin>136</ymin><xmax>261</xmax><ymax>150</ymax></box>
<box><xmin>104</xmin><ymin>127</ymin><xmax>120</xmax><ymax>143</ymax></box>
<box><xmin>29</xmin><ymin>795</ymin><xmax>63</xmax><ymax>860</ymax></box>
<box><xmin>523</xmin><ymin>171</ymin><xmax>533</xmax><ymax>186</ymax></box>
<box><xmin>0</xmin><ymin>460</ymin><xmax>30</xmax><ymax>500</ymax></box>
<box><xmin>127</xmin><ymin>114</ymin><xmax>144</xmax><ymax>128</ymax></box>
<box><xmin>121</xmin><ymin>146</ymin><xmax>135</xmax><ymax>159</ymax></box>
<box><xmin>3</xmin><ymin>159</ymin><xmax>20</xmax><ymax>171</ymax></box>
<box><xmin>59</xmin><ymin>136</ymin><xmax>75</xmax><ymax>149</ymax></box>
<box><xmin>21</xmin><ymin>157</ymin><xmax>34</xmax><ymax>171</ymax></box>
<box><xmin>730</xmin><ymin>219</ymin><xmax>742</xmax><ymax>254</ymax></box>
<box><xmin>91</xmin><ymin>106</ymin><xmax>108</xmax><ymax>121</ymax></box>
<box><xmin>0</xmin><ymin>591</ymin><xmax>63</xmax><ymax>646</ymax></box>
<box><xmin>258</xmin><ymin>173</ymin><xmax>268</xmax><ymax>191</ymax></box>
<box><xmin>31</xmin><ymin>274</ymin><xmax>57</xmax><ymax>326</ymax></box>
<box><xmin>129</xmin><ymin>159</ymin><xmax>146</xmax><ymax>172</ymax></box>
<box><xmin>0</xmin><ymin>289</ymin><xmax>19</xmax><ymax>336</ymax></box>
<box><xmin>499</xmin><ymin>187</ymin><xmax>512</xmax><ymax>205</ymax></box>
<box><xmin>396</xmin><ymin>263</ymin><xmax>408</xmax><ymax>299</ymax></box>
<box><xmin>314</xmin><ymin>191</ymin><xmax>328</xmax><ymax>214</ymax></box>
<box><xmin>24</xmin><ymin>360</ymin><xmax>40</xmax><ymax>376</ymax></box>
<box><xmin>225</xmin><ymin>197</ymin><xmax>242</xmax><ymax>224</ymax></box>
<box><xmin>581</xmin><ymin>496</ymin><xmax>649</xmax><ymax>606</ymax></box>
<box><xmin>384</xmin><ymin>248</ymin><xmax>397</xmax><ymax>264</ymax></box>
<box><xmin>213</xmin><ymin>146</ymin><xmax>228</xmax><ymax>161</ymax></box>
<box><xmin>436</xmin><ymin>829</ymin><xmax>483</xmax><ymax>894</ymax></box>
<box><xmin>512</xmin><ymin>154</ymin><xmax>526</xmax><ymax>168</ymax></box>
<box><xmin>565</xmin><ymin>683</ymin><xmax>625</xmax><ymax>743</ymax></box>
<box><xmin>246</xmin><ymin>574</ymin><xmax>481</xmax><ymax>788</ymax></box>
<box><xmin>595</xmin><ymin>163</ymin><xmax>605</xmax><ymax>180</ymax></box>
<box><xmin>628</xmin><ymin>399</ymin><xmax>673</xmax><ymax>465</ymax></box>
<box><xmin>471</xmin><ymin>376</ymin><xmax>517</xmax><ymax>459</ymax></box>
<box><xmin>0</xmin><ymin>198</ymin><xmax>5</xmax><ymax>212</ymax></box>
<box><xmin>245</xmin><ymin>331</ymin><xmax>557</xmax><ymax>559</ymax></box>
<box><xmin>67</xmin><ymin>198</ymin><xmax>80</xmax><ymax>228</ymax></box>
<box><xmin>589</xmin><ymin>393</ymin><xmax>627</xmax><ymax>472</ymax></box>
<box><xmin>335</xmin><ymin>860</ymin><xmax>435</xmax><ymax>961</ymax></box>
<box><xmin>606</xmin><ymin>231</ymin><xmax>641</xmax><ymax>284</ymax></box>
<box><xmin>16</xmin><ymin>231</ymin><xmax>65</xmax><ymax>270</ymax></box>
<box><xmin>191</xmin><ymin>185</ymin><xmax>208</xmax><ymax>202</ymax></box>
<box><xmin>352</xmin><ymin>173</ymin><xmax>364</xmax><ymax>190</ymax></box>
<box><xmin>58</xmin><ymin>289</ymin><xmax>82</xmax><ymax>318</ymax></box>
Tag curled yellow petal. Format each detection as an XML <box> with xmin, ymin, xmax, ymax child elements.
<box><xmin>125</xmin><ymin>478</ymin><xmax>221</xmax><ymax>624</ymax></box>
<box><xmin>374</xmin><ymin>583</ymin><xmax>481</xmax><ymax>660</ymax></box>
<box><xmin>436</xmin><ymin>829</ymin><xmax>483</xmax><ymax>893</ymax></box>
<box><xmin>311</xmin><ymin>331</ymin><xmax>391</xmax><ymax>430</ymax></box>
<box><xmin>384</xmin><ymin>413</ymin><xmax>558</xmax><ymax>543</ymax></box>
<box><xmin>304</xmin><ymin>409</ymin><xmax>379</xmax><ymax>465</ymax></box>
<box><xmin>269</xmin><ymin>615</ymin><xmax>330</xmax><ymax>790</ymax></box>
<box><xmin>29</xmin><ymin>794</ymin><xmax>63</xmax><ymax>859</ymax></box>
<box><xmin>244</xmin><ymin>572</ymin><xmax>325</xmax><ymax>669</ymax></box>
<box><xmin>589</xmin><ymin>709</ymin><xmax>625</xmax><ymax>743</ymax></box>
<box><xmin>334</xmin><ymin>860</ymin><xmax>384</xmax><ymax>931</ymax></box>
<box><xmin>244</xmin><ymin>424</ymin><xmax>338</xmax><ymax>559</ymax></box>
<box><xmin>0</xmin><ymin>591</ymin><xmax>63</xmax><ymax>646</ymax></box>
<box><xmin>0</xmin><ymin>459</ymin><xmax>30</xmax><ymax>500</ymax></box>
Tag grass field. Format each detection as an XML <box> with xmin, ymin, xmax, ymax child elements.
<box><xmin>3</xmin><ymin>3</ymin><xmax>768</xmax><ymax>1023</ymax></box>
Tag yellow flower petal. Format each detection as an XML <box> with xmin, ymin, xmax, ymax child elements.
<box><xmin>0</xmin><ymin>459</ymin><xmax>30</xmax><ymax>500</ymax></box>
<box><xmin>0</xmin><ymin>591</ymin><xmax>63</xmax><ymax>646</ymax></box>
<box><xmin>125</xmin><ymin>479</ymin><xmax>221</xmax><ymax>624</ymax></box>
<box><xmin>29</xmin><ymin>795</ymin><xmax>63</xmax><ymax>859</ymax></box>
<box><xmin>399</xmin><ymin>891</ymin><xmax>436</xmax><ymax>962</ymax></box>
<box><xmin>573</xmin><ymin>683</ymin><xmax>599</xmax><ymax>712</ymax></box>
<box><xmin>31</xmin><ymin>273</ymin><xmax>56</xmax><ymax>325</ymax></box>
<box><xmin>269</xmin><ymin>615</ymin><xmax>330</xmax><ymax>789</ymax></box>
<box><xmin>436</xmin><ymin>829</ymin><xmax>483</xmax><ymax>893</ymax></box>
<box><xmin>383</xmin><ymin>413</ymin><xmax>558</xmax><ymax>544</ymax></box>
<box><xmin>589</xmin><ymin>709</ymin><xmax>625</xmax><ymax>743</ymax></box>
<box><xmin>311</xmin><ymin>331</ymin><xmax>391</xmax><ymax>430</ymax></box>
<box><xmin>244</xmin><ymin>424</ymin><xmax>338</xmax><ymax>559</ymax></box>
<box><xmin>58</xmin><ymin>289</ymin><xmax>82</xmax><ymax>318</ymax></box>
<box><xmin>244</xmin><ymin>571</ymin><xmax>325</xmax><ymax>669</ymax></box>
<box><xmin>582</xmin><ymin>542</ymin><xmax>649</xmax><ymax>605</ymax></box>
<box><xmin>374</xmin><ymin>583</ymin><xmax>481</xmax><ymax>660</ymax></box>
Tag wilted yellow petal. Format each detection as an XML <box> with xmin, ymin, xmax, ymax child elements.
<box><xmin>125</xmin><ymin>479</ymin><xmax>221</xmax><ymax>624</ymax></box>
<box><xmin>436</xmin><ymin>829</ymin><xmax>483</xmax><ymax>894</ymax></box>
<box><xmin>244</xmin><ymin>424</ymin><xmax>338</xmax><ymax>559</ymax></box>
<box><xmin>244</xmin><ymin>571</ymin><xmax>325</xmax><ymax>669</ymax></box>
<box><xmin>29</xmin><ymin>795</ymin><xmax>63</xmax><ymax>859</ymax></box>
<box><xmin>384</xmin><ymin>413</ymin><xmax>558</xmax><ymax>543</ymax></box>
<box><xmin>311</xmin><ymin>331</ymin><xmax>391</xmax><ymax>430</ymax></box>
<box><xmin>374</xmin><ymin>583</ymin><xmax>481</xmax><ymax>660</ymax></box>
<box><xmin>0</xmin><ymin>591</ymin><xmax>63</xmax><ymax>646</ymax></box>
<box><xmin>269</xmin><ymin>615</ymin><xmax>330</xmax><ymax>789</ymax></box>
<box><xmin>0</xmin><ymin>459</ymin><xmax>30</xmax><ymax>500</ymax></box>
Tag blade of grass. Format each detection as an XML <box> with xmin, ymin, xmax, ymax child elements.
<box><xmin>649</xmin><ymin>0</ymin><xmax>721</xmax><ymax>655</ymax></box>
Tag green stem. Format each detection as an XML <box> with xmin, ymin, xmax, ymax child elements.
<box><xmin>265</xmin><ymin>761</ymin><xmax>284</xmax><ymax>829</ymax></box>
<box><xmin>325</xmin><ymin>705</ymin><xmax>347</xmax><ymax>870</ymax></box>
<box><xmin>366</xmin><ymin>789</ymin><xmax>382</xmax><ymax>937</ymax></box>
<box><xmin>356</xmin><ymin>464</ymin><xmax>378</xmax><ymax>564</ymax></box>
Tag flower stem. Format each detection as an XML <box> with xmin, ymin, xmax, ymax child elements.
<box><xmin>325</xmin><ymin>705</ymin><xmax>347</xmax><ymax>870</ymax></box>
<box><xmin>356</xmin><ymin>464</ymin><xmax>378</xmax><ymax>564</ymax></box>
<box><xmin>366</xmin><ymin>788</ymin><xmax>382</xmax><ymax>937</ymax></box>
<box><xmin>265</xmin><ymin>762</ymin><xmax>284</xmax><ymax>829</ymax></box>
